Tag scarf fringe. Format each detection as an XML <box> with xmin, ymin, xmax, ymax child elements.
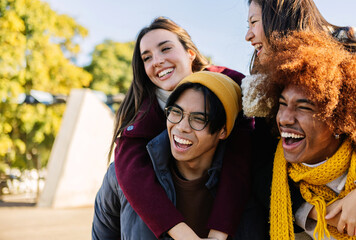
<box><xmin>311</xmin><ymin>197</ymin><xmax>330</xmax><ymax>240</ymax></box>
<box><xmin>270</xmin><ymin>139</ymin><xmax>356</xmax><ymax>240</ymax></box>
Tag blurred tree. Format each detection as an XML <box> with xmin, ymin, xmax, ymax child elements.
<box><xmin>0</xmin><ymin>0</ymin><xmax>92</xmax><ymax>171</ymax></box>
<box><xmin>85</xmin><ymin>40</ymin><xmax>134</xmax><ymax>95</ymax></box>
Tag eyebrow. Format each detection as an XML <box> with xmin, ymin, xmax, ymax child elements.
<box><xmin>173</xmin><ymin>103</ymin><xmax>206</xmax><ymax>115</ymax></box>
<box><xmin>248</xmin><ymin>13</ymin><xmax>259</xmax><ymax>22</ymax></box>
<box><xmin>141</xmin><ymin>40</ymin><xmax>172</xmax><ymax>56</ymax></box>
<box><xmin>296</xmin><ymin>99</ymin><xmax>315</xmax><ymax>105</ymax></box>
<box><xmin>279</xmin><ymin>95</ymin><xmax>315</xmax><ymax>105</ymax></box>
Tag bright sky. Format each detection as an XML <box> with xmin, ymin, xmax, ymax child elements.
<box><xmin>43</xmin><ymin>0</ymin><xmax>356</xmax><ymax>75</ymax></box>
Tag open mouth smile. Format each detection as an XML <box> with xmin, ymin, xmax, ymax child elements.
<box><xmin>158</xmin><ymin>68</ymin><xmax>174</xmax><ymax>78</ymax></box>
<box><xmin>174</xmin><ymin>135</ymin><xmax>192</xmax><ymax>149</ymax></box>
<box><xmin>281</xmin><ymin>131</ymin><xmax>305</xmax><ymax>150</ymax></box>
<box><xmin>254</xmin><ymin>43</ymin><xmax>263</xmax><ymax>56</ymax></box>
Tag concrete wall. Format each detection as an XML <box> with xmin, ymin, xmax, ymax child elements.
<box><xmin>38</xmin><ymin>89</ymin><xmax>114</xmax><ymax>208</ymax></box>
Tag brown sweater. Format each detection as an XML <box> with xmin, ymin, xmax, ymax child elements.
<box><xmin>171</xmin><ymin>164</ymin><xmax>214</xmax><ymax>238</ymax></box>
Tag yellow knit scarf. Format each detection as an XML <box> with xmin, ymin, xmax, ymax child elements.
<box><xmin>270</xmin><ymin>139</ymin><xmax>356</xmax><ymax>240</ymax></box>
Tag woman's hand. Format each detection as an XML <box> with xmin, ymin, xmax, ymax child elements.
<box><xmin>168</xmin><ymin>222</ymin><xmax>228</xmax><ymax>240</ymax></box>
<box><xmin>325</xmin><ymin>189</ymin><xmax>356</xmax><ymax>236</ymax></box>
<box><xmin>168</xmin><ymin>222</ymin><xmax>200</xmax><ymax>240</ymax></box>
<box><xmin>208</xmin><ymin>229</ymin><xmax>228</xmax><ymax>240</ymax></box>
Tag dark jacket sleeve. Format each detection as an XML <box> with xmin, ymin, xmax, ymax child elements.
<box><xmin>92</xmin><ymin>163</ymin><xmax>122</xmax><ymax>240</ymax></box>
<box><xmin>251</xmin><ymin>118</ymin><xmax>305</xmax><ymax>235</ymax></box>
<box><xmin>205</xmin><ymin>66</ymin><xmax>254</xmax><ymax>235</ymax></box>
<box><xmin>114</xmin><ymin>98</ymin><xmax>184</xmax><ymax>238</ymax></box>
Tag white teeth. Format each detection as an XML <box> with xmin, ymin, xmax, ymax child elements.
<box><xmin>254</xmin><ymin>44</ymin><xmax>262</xmax><ymax>51</ymax></box>
<box><xmin>281</xmin><ymin>132</ymin><xmax>304</xmax><ymax>139</ymax></box>
<box><xmin>174</xmin><ymin>135</ymin><xmax>192</xmax><ymax>145</ymax></box>
<box><xmin>158</xmin><ymin>68</ymin><xmax>173</xmax><ymax>78</ymax></box>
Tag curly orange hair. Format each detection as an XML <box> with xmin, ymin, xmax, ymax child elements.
<box><xmin>256</xmin><ymin>30</ymin><xmax>356</xmax><ymax>143</ymax></box>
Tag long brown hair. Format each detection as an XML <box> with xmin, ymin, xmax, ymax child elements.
<box><xmin>108</xmin><ymin>17</ymin><xmax>209</xmax><ymax>161</ymax></box>
<box><xmin>248</xmin><ymin>0</ymin><xmax>356</xmax><ymax>73</ymax></box>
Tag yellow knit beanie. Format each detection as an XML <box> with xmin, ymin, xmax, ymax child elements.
<box><xmin>177</xmin><ymin>71</ymin><xmax>242</xmax><ymax>138</ymax></box>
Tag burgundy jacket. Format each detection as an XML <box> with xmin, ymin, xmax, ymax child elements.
<box><xmin>115</xmin><ymin>66</ymin><xmax>253</xmax><ymax>238</ymax></box>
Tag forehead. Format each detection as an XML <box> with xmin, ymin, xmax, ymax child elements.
<box><xmin>248</xmin><ymin>1</ymin><xmax>262</xmax><ymax>18</ymax></box>
<box><xmin>281</xmin><ymin>85</ymin><xmax>309</xmax><ymax>101</ymax></box>
<box><xmin>140</xmin><ymin>29</ymin><xmax>180</xmax><ymax>51</ymax></box>
<box><xmin>175</xmin><ymin>88</ymin><xmax>205</xmax><ymax>110</ymax></box>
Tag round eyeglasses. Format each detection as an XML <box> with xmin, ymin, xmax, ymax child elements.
<box><xmin>165</xmin><ymin>106</ymin><xmax>209</xmax><ymax>131</ymax></box>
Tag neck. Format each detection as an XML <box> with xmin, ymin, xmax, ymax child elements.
<box><xmin>175</xmin><ymin>157</ymin><xmax>213</xmax><ymax>181</ymax></box>
<box><xmin>155</xmin><ymin>88</ymin><xmax>172</xmax><ymax>110</ymax></box>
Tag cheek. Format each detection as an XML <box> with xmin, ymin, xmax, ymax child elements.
<box><xmin>257</xmin><ymin>26</ymin><xmax>268</xmax><ymax>46</ymax></box>
<box><xmin>175</xmin><ymin>51</ymin><xmax>192</xmax><ymax>67</ymax></box>
<box><xmin>317</xmin><ymin>126</ymin><xmax>334</xmax><ymax>142</ymax></box>
<box><xmin>167</xmin><ymin>121</ymin><xmax>174</xmax><ymax>135</ymax></box>
<box><xmin>254</xmin><ymin>24</ymin><xmax>262</xmax><ymax>38</ymax></box>
<box><xmin>182</xmin><ymin>59</ymin><xmax>194</xmax><ymax>74</ymax></box>
<box><xmin>196</xmin><ymin>130</ymin><xmax>210</xmax><ymax>143</ymax></box>
<box><xmin>144</xmin><ymin>63</ymin><xmax>151</xmax><ymax>75</ymax></box>
<box><xmin>260</xmin><ymin>27</ymin><xmax>266</xmax><ymax>39</ymax></box>
<box><xmin>306</xmin><ymin>120</ymin><xmax>332</xmax><ymax>144</ymax></box>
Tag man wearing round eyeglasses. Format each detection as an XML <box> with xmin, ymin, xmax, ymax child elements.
<box><xmin>93</xmin><ymin>71</ymin><xmax>247</xmax><ymax>239</ymax></box>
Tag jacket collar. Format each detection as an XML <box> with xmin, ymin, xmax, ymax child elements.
<box><xmin>146</xmin><ymin>130</ymin><xmax>172</xmax><ymax>176</ymax></box>
<box><xmin>146</xmin><ymin>130</ymin><xmax>225</xmax><ymax>189</ymax></box>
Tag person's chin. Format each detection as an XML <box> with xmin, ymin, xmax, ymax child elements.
<box><xmin>284</xmin><ymin>150</ymin><xmax>305</xmax><ymax>164</ymax></box>
<box><xmin>172</xmin><ymin>151</ymin><xmax>191</xmax><ymax>162</ymax></box>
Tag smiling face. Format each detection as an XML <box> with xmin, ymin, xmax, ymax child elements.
<box><xmin>245</xmin><ymin>1</ymin><xmax>269</xmax><ymax>61</ymax></box>
<box><xmin>140</xmin><ymin>29</ymin><xmax>196</xmax><ymax>91</ymax></box>
<box><xmin>167</xmin><ymin>88</ymin><xmax>226</xmax><ymax>168</ymax></box>
<box><xmin>277</xmin><ymin>85</ymin><xmax>340</xmax><ymax>164</ymax></box>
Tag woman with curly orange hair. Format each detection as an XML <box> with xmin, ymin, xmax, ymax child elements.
<box><xmin>254</xmin><ymin>31</ymin><xmax>356</xmax><ymax>239</ymax></box>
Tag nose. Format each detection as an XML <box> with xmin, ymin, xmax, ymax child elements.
<box><xmin>245</xmin><ymin>28</ymin><xmax>254</xmax><ymax>42</ymax></box>
<box><xmin>278</xmin><ymin>107</ymin><xmax>295</xmax><ymax>126</ymax></box>
<box><xmin>152</xmin><ymin>55</ymin><xmax>164</xmax><ymax>67</ymax></box>
<box><xmin>176</xmin><ymin>115</ymin><xmax>192</xmax><ymax>133</ymax></box>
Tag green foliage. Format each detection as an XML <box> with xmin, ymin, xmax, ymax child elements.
<box><xmin>0</xmin><ymin>0</ymin><xmax>92</xmax><ymax>170</ymax></box>
<box><xmin>85</xmin><ymin>40</ymin><xmax>134</xmax><ymax>95</ymax></box>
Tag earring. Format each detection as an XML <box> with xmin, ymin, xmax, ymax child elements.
<box><xmin>335</xmin><ymin>134</ymin><xmax>340</xmax><ymax>139</ymax></box>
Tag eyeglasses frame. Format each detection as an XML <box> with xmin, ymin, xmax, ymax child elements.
<box><xmin>164</xmin><ymin>105</ymin><xmax>209</xmax><ymax>131</ymax></box>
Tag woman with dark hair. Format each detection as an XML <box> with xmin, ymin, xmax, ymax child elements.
<box><xmin>106</xmin><ymin>16</ymin><xmax>252</xmax><ymax>240</ymax></box>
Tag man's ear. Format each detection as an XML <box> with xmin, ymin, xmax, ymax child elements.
<box><xmin>218</xmin><ymin>126</ymin><xmax>227</xmax><ymax>140</ymax></box>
